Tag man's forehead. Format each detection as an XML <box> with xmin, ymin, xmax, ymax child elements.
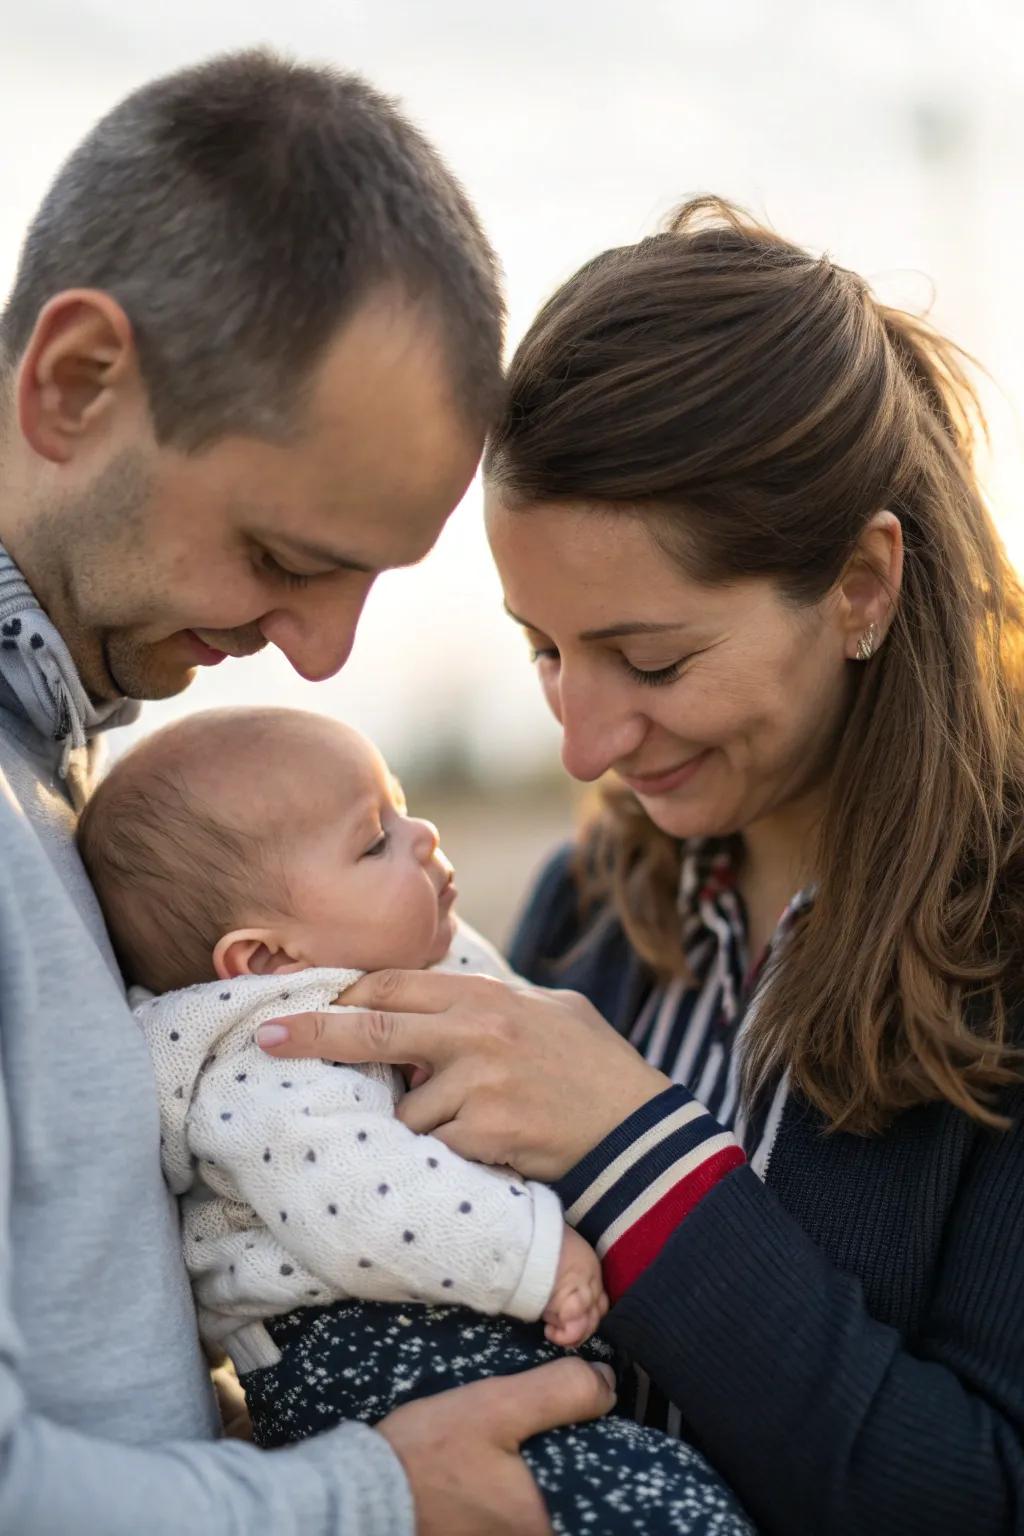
<box><xmin>296</xmin><ymin>298</ymin><xmax>483</xmax><ymax>562</ymax></box>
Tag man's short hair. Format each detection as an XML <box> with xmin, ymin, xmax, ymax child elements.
<box><xmin>0</xmin><ymin>49</ymin><xmax>504</xmax><ymax>447</ymax></box>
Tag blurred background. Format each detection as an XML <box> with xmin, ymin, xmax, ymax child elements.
<box><xmin>3</xmin><ymin>0</ymin><xmax>1023</xmax><ymax>942</ymax></box>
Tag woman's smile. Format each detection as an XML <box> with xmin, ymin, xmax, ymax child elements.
<box><xmin>618</xmin><ymin>750</ymin><xmax>711</xmax><ymax>797</ymax></box>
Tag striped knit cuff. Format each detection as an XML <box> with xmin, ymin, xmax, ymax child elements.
<box><xmin>553</xmin><ymin>1085</ymin><xmax>745</xmax><ymax>1302</ymax></box>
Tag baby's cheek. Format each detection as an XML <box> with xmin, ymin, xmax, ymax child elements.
<box><xmin>363</xmin><ymin>884</ymin><xmax>440</xmax><ymax>970</ymax></box>
<box><xmin>425</xmin><ymin>911</ymin><xmax>457</xmax><ymax>968</ymax></box>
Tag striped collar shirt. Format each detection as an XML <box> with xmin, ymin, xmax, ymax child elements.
<box><xmin>629</xmin><ymin>836</ymin><xmax>812</xmax><ymax>1174</ymax></box>
<box><xmin>554</xmin><ymin>836</ymin><xmax>812</xmax><ymax>1436</ymax></box>
<box><xmin>555</xmin><ymin>836</ymin><xmax>812</xmax><ymax>1306</ymax></box>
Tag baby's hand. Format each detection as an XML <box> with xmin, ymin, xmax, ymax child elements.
<box><xmin>543</xmin><ymin>1225</ymin><xmax>608</xmax><ymax>1348</ymax></box>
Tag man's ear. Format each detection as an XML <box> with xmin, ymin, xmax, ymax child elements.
<box><xmin>837</xmin><ymin>509</ymin><xmax>904</xmax><ymax>659</ymax></box>
<box><xmin>16</xmin><ymin>289</ymin><xmax>142</xmax><ymax>464</ymax></box>
<box><xmin>213</xmin><ymin>929</ymin><xmax>311</xmax><ymax>981</ymax></box>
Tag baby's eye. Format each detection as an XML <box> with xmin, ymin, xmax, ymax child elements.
<box><xmin>362</xmin><ymin>832</ymin><xmax>389</xmax><ymax>859</ymax></box>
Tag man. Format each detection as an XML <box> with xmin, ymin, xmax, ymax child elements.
<box><xmin>0</xmin><ymin>50</ymin><xmax>612</xmax><ymax>1536</ymax></box>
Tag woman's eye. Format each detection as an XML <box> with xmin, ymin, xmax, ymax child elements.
<box><xmin>362</xmin><ymin>832</ymin><xmax>389</xmax><ymax>859</ymax></box>
<box><xmin>623</xmin><ymin>657</ymin><xmax>687</xmax><ymax>687</ymax></box>
<box><xmin>259</xmin><ymin>551</ymin><xmax>310</xmax><ymax>590</ymax></box>
<box><xmin>529</xmin><ymin>646</ymin><xmax>559</xmax><ymax>665</ymax></box>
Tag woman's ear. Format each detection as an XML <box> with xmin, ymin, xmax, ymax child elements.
<box><xmin>16</xmin><ymin>288</ymin><xmax>142</xmax><ymax>464</ymax></box>
<box><xmin>213</xmin><ymin>929</ymin><xmax>310</xmax><ymax>981</ymax></box>
<box><xmin>837</xmin><ymin>509</ymin><xmax>904</xmax><ymax>659</ymax></box>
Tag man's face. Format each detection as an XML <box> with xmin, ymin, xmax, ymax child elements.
<box><xmin>19</xmin><ymin>297</ymin><xmax>482</xmax><ymax>701</ymax></box>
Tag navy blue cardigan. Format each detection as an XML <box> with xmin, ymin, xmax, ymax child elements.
<box><xmin>509</xmin><ymin>846</ymin><xmax>1024</xmax><ymax>1536</ymax></box>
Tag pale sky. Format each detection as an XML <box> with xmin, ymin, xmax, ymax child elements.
<box><xmin>2</xmin><ymin>0</ymin><xmax>1022</xmax><ymax>777</ymax></box>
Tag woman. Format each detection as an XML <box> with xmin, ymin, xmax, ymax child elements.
<box><xmin>266</xmin><ymin>199</ymin><xmax>1024</xmax><ymax>1534</ymax></box>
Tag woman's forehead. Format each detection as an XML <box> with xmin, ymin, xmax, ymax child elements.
<box><xmin>486</xmin><ymin>494</ymin><xmax>770</xmax><ymax>637</ymax></box>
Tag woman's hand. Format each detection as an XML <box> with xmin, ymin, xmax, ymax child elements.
<box><xmin>257</xmin><ymin>971</ymin><xmax>669</xmax><ymax>1182</ymax></box>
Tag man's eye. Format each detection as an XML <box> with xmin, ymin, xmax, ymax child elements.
<box><xmin>362</xmin><ymin>832</ymin><xmax>389</xmax><ymax>858</ymax></box>
<box><xmin>259</xmin><ymin>551</ymin><xmax>310</xmax><ymax>590</ymax></box>
<box><xmin>528</xmin><ymin>646</ymin><xmax>559</xmax><ymax>664</ymax></box>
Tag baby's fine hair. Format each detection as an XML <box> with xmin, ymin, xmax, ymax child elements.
<box><xmin>78</xmin><ymin>728</ymin><xmax>285</xmax><ymax>994</ymax></box>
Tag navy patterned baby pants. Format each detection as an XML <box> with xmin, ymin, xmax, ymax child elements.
<box><xmin>242</xmin><ymin>1300</ymin><xmax>755</xmax><ymax>1535</ymax></box>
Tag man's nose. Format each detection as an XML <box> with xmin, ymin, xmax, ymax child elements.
<box><xmin>557</xmin><ymin>673</ymin><xmax>647</xmax><ymax>783</ymax></box>
<box><xmin>258</xmin><ymin>576</ymin><xmax>375</xmax><ymax>683</ymax></box>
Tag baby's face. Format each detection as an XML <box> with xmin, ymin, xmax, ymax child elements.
<box><xmin>226</xmin><ymin>719</ymin><xmax>457</xmax><ymax>976</ymax></box>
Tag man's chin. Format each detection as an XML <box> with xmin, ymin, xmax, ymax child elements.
<box><xmin>104</xmin><ymin>638</ymin><xmax>200</xmax><ymax>702</ymax></box>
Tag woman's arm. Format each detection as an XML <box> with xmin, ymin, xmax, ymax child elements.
<box><xmin>553</xmin><ymin>1084</ymin><xmax>744</xmax><ymax>1301</ymax></box>
<box><xmin>513</xmin><ymin>852</ymin><xmax>1024</xmax><ymax>1530</ymax></box>
<box><xmin>603</xmin><ymin>1101</ymin><xmax>1024</xmax><ymax>1536</ymax></box>
<box><xmin>264</xmin><ymin>973</ymin><xmax>1024</xmax><ymax>1536</ymax></box>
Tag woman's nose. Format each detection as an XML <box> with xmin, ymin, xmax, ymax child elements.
<box><xmin>557</xmin><ymin>677</ymin><xmax>648</xmax><ymax>783</ymax></box>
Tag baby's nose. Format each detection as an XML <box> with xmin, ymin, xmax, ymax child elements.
<box><xmin>409</xmin><ymin>817</ymin><xmax>441</xmax><ymax>860</ymax></box>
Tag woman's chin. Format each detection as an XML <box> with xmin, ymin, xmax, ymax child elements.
<box><xmin>640</xmin><ymin>796</ymin><xmax>739</xmax><ymax>844</ymax></box>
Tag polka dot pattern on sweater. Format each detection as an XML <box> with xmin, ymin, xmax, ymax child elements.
<box><xmin>140</xmin><ymin>951</ymin><xmax>564</xmax><ymax>1354</ymax></box>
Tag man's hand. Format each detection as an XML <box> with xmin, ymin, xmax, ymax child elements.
<box><xmin>211</xmin><ymin>1360</ymin><xmax>252</xmax><ymax>1440</ymax></box>
<box><xmin>377</xmin><ymin>1357</ymin><xmax>616</xmax><ymax>1536</ymax></box>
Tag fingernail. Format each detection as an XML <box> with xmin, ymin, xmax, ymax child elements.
<box><xmin>592</xmin><ymin>1363</ymin><xmax>616</xmax><ymax>1390</ymax></box>
<box><xmin>257</xmin><ymin>1023</ymin><xmax>290</xmax><ymax>1048</ymax></box>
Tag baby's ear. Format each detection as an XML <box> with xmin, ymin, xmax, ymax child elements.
<box><xmin>213</xmin><ymin>929</ymin><xmax>309</xmax><ymax>981</ymax></box>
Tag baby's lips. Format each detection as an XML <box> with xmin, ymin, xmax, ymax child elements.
<box><xmin>436</xmin><ymin>851</ymin><xmax>456</xmax><ymax>888</ymax></box>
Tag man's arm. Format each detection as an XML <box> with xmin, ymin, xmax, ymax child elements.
<box><xmin>0</xmin><ymin>1025</ymin><xmax>415</xmax><ymax>1535</ymax></box>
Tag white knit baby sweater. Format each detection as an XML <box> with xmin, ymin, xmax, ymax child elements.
<box><xmin>136</xmin><ymin>927</ymin><xmax>564</xmax><ymax>1373</ymax></box>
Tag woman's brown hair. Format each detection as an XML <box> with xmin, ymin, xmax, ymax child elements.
<box><xmin>485</xmin><ymin>196</ymin><xmax>1024</xmax><ymax>1135</ymax></box>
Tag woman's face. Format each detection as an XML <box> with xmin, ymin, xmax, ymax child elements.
<box><xmin>486</xmin><ymin>496</ymin><xmax>855</xmax><ymax>841</ymax></box>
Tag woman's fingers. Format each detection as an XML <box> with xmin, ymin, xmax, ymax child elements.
<box><xmin>416</xmin><ymin>1119</ymin><xmax>472</xmax><ymax>1158</ymax></box>
<box><xmin>257</xmin><ymin>1007</ymin><xmax>462</xmax><ymax>1066</ymax></box>
<box><xmin>339</xmin><ymin>967</ymin><xmax>492</xmax><ymax>1013</ymax></box>
<box><xmin>395</xmin><ymin>1071</ymin><xmax>466</xmax><ymax>1135</ymax></box>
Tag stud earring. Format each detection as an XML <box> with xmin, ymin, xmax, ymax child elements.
<box><xmin>856</xmin><ymin>623</ymin><xmax>879</xmax><ymax>662</ymax></box>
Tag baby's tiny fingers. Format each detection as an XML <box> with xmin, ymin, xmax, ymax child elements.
<box><xmin>545</xmin><ymin>1318</ymin><xmax>586</xmax><ymax>1348</ymax></box>
<box><xmin>555</xmin><ymin>1289</ymin><xmax>588</xmax><ymax>1321</ymax></box>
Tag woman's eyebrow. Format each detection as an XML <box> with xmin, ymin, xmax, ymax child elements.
<box><xmin>504</xmin><ymin>603</ymin><xmax>689</xmax><ymax>642</ymax></box>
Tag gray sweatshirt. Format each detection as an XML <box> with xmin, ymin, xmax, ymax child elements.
<box><xmin>0</xmin><ymin>549</ymin><xmax>414</xmax><ymax>1535</ymax></box>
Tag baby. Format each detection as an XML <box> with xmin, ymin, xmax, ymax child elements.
<box><xmin>79</xmin><ymin>707</ymin><xmax>754</xmax><ymax>1536</ymax></box>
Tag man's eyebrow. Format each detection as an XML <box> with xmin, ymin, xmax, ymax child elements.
<box><xmin>504</xmin><ymin>604</ymin><xmax>689</xmax><ymax>642</ymax></box>
<box><xmin>274</xmin><ymin>533</ymin><xmax>375</xmax><ymax>574</ymax></box>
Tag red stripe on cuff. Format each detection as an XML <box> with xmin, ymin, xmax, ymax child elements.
<box><xmin>602</xmin><ymin>1143</ymin><xmax>746</xmax><ymax>1302</ymax></box>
